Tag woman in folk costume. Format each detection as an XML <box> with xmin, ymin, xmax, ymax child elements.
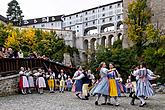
<box><xmin>132</xmin><ymin>62</ymin><xmax>159</xmax><ymax>107</ymax></box>
<box><xmin>73</xmin><ymin>66</ymin><xmax>83</xmax><ymax>99</ymax></box>
<box><xmin>66</xmin><ymin>76</ymin><xmax>73</xmax><ymax>91</ymax></box>
<box><xmin>47</xmin><ymin>68</ymin><xmax>55</xmax><ymax>93</ymax></box>
<box><xmin>25</xmin><ymin>67</ymin><xmax>35</xmax><ymax>94</ymax></box>
<box><xmin>19</xmin><ymin>67</ymin><xmax>29</xmax><ymax>95</ymax></box>
<box><xmin>74</xmin><ymin>67</ymin><xmax>90</xmax><ymax>100</ymax></box>
<box><xmin>35</xmin><ymin>69</ymin><xmax>46</xmax><ymax>94</ymax></box>
<box><xmin>90</xmin><ymin>62</ymin><xmax>109</xmax><ymax>105</ymax></box>
<box><xmin>58</xmin><ymin>69</ymin><xmax>67</xmax><ymax>93</ymax></box>
<box><xmin>107</xmin><ymin>63</ymin><xmax>121</xmax><ymax>106</ymax></box>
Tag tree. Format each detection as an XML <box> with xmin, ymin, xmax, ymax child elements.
<box><xmin>6</xmin><ymin>0</ymin><xmax>24</xmax><ymax>26</ymax></box>
<box><xmin>124</xmin><ymin>0</ymin><xmax>151</xmax><ymax>56</ymax></box>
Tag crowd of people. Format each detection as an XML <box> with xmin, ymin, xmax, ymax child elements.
<box><xmin>18</xmin><ymin>67</ymin><xmax>76</xmax><ymax>94</ymax></box>
<box><xmin>0</xmin><ymin>47</ymin><xmax>50</xmax><ymax>60</ymax></box>
<box><xmin>18</xmin><ymin>61</ymin><xmax>159</xmax><ymax>108</ymax></box>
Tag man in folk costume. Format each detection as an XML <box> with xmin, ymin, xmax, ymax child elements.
<box><xmin>19</xmin><ymin>67</ymin><xmax>29</xmax><ymax>95</ymax></box>
<box><xmin>58</xmin><ymin>69</ymin><xmax>67</xmax><ymax>93</ymax></box>
<box><xmin>73</xmin><ymin>66</ymin><xmax>83</xmax><ymax>99</ymax></box>
<box><xmin>132</xmin><ymin>62</ymin><xmax>159</xmax><ymax>107</ymax></box>
<box><xmin>47</xmin><ymin>68</ymin><xmax>55</xmax><ymax>93</ymax></box>
<box><xmin>90</xmin><ymin>62</ymin><xmax>109</xmax><ymax>105</ymax></box>
<box><xmin>107</xmin><ymin>63</ymin><xmax>121</xmax><ymax>106</ymax></box>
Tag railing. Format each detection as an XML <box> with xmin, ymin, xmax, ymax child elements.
<box><xmin>0</xmin><ymin>58</ymin><xmax>76</xmax><ymax>77</ymax></box>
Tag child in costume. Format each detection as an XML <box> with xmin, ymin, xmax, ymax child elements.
<box><xmin>66</xmin><ymin>76</ymin><xmax>73</xmax><ymax>91</ymax></box>
<box><xmin>47</xmin><ymin>68</ymin><xmax>55</xmax><ymax>93</ymax></box>
<box><xmin>19</xmin><ymin>67</ymin><xmax>29</xmax><ymax>95</ymax></box>
<box><xmin>58</xmin><ymin>69</ymin><xmax>67</xmax><ymax>93</ymax></box>
<box><xmin>25</xmin><ymin>67</ymin><xmax>35</xmax><ymax>93</ymax></box>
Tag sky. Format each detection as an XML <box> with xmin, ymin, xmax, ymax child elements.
<box><xmin>0</xmin><ymin>0</ymin><xmax>120</xmax><ymax>19</ymax></box>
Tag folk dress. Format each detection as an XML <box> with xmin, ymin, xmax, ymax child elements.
<box><xmin>133</xmin><ymin>68</ymin><xmax>154</xmax><ymax>97</ymax></box>
<box><xmin>19</xmin><ymin>71</ymin><xmax>29</xmax><ymax>89</ymax></box>
<box><xmin>91</xmin><ymin>67</ymin><xmax>109</xmax><ymax>96</ymax></box>
<box><xmin>107</xmin><ymin>68</ymin><xmax>121</xmax><ymax>96</ymax></box>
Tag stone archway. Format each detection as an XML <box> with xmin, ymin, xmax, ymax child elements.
<box><xmin>117</xmin><ymin>21</ymin><xmax>123</xmax><ymax>30</ymax></box>
<box><xmin>82</xmin><ymin>52</ymin><xmax>88</xmax><ymax>62</ymax></box>
<box><xmin>108</xmin><ymin>35</ymin><xmax>114</xmax><ymax>46</ymax></box>
<box><xmin>90</xmin><ymin>38</ymin><xmax>97</xmax><ymax>51</ymax></box>
<box><xmin>100</xmin><ymin>23</ymin><xmax>114</xmax><ymax>33</ymax></box>
<box><xmin>84</xmin><ymin>26</ymin><xmax>97</xmax><ymax>36</ymax></box>
<box><xmin>83</xmin><ymin>39</ymin><xmax>88</xmax><ymax>51</ymax></box>
<box><xmin>101</xmin><ymin>36</ymin><xmax>106</xmax><ymax>47</ymax></box>
<box><xmin>117</xmin><ymin>33</ymin><xmax>122</xmax><ymax>40</ymax></box>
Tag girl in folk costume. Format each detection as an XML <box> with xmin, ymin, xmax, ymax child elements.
<box><xmin>19</xmin><ymin>67</ymin><xmax>29</xmax><ymax>95</ymax></box>
<box><xmin>66</xmin><ymin>76</ymin><xmax>73</xmax><ymax>91</ymax></box>
<box><xmin>47</xmin><ymin>68</ymin><xmax>55</xmax><ymax>93</ymax></box>
<box><xmin>73</xmin><ymin>66</ymin><xmax>83</xmax><ymax>99</ymax></box>
<box><xmin>107</xmin><ymin>63</ymin><xmax>121</xmax><ymax>106</ymax></box>
<box><xmin>132</xmin><ymin>62</ymin><xmax>159</xmax><ymax>107</ymax></box>
<box><xmin>35</xmin><ymin>69</ymin><xmax>46</xmax><ymax>94</ymax></box>
<box><xmin>90</xmin><ymin>62</ymin><xmax>109</xmax><ymax>105</ymax></box>
<box><xmin>58</xmin><ymin>69</ymin><xmax>67</xmax><ymax>93</ymax></box>
<box><xmin>25</xmin><ymin>67</ymin><xmax>35</xmax><ymax>94</ymax></box>
<box><xmin>118</xmin><ymin>77</ymin><xmax>126</xmax><ymax>97</ymax></box>
<box><xmin>126</xmin><ymin>75</ymin><xmax>133</xmax><ymax>93</ymax></box>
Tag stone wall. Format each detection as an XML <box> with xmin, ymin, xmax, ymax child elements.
<box><xmin>0</xmin><ymin>74</ymin><xmax>19</xmax><ymax>96</ymax></box>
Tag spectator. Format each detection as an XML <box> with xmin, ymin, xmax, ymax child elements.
<box><xmin>18</xmin><ymin>49</ymin><xmax>24</xmax><ymax>58</ymax></box>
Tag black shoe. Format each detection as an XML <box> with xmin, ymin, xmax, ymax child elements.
<box><xmin>101</xmin><ymin>103</ymin><xmax>106</xmax><ymax>105</ymax></box>
<box><xmin>107</xmin><ymin>103</ymin><xmax>113</xmax><ymax>106</ymax></box>
<box><xmin>139</xmin><ymin>102</ymin><xmax>146</xmax><ymax>107</ymax></box>
<box><xmin>130</xmin><ymin>101</ymin><xmax>135</xmax><ymax>105</ymax></box>
<box><xmin>76</xmin><ymin>93</ymin><xmax>81</xmax><ymax>99</ymax></box>
<box><xmin>95</xmin><ymin>101</ymin><xmax>98</xmax><ymax>105</ymax></box>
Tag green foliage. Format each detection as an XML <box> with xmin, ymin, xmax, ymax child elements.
<box><xmin>6</xmin><ymin>0</ymin><xmax>24</xmax><ymax>26</ymax></box>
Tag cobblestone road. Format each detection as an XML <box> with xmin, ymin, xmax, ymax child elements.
<box><xmin>0</xmin><ymin>92</ymin><xmax>165</xmax><ymax>110</ymax></box>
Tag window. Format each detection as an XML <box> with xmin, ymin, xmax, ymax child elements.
<box><xmin>102</xmin><ymin>14</ymin><xmax>105</xmax><ymax>17</ymax></box>
<box><xmin>70</xmin><ymin>22</ymin><xmax>72</xmax><ymax>24</ymax></box>
<box><xmin>64</xmin><ymin>18</ymin><xmax>65</xmax><ymax>20</ymax></box>
<box><xmin>109</xmin><ymin>17</ymin><xmax>112</xmax><ymax>21</ymax></box>
<box><xmin>76</xmin><ymin>14</ymin><xmax>78</xmax><ymax>17</ymax></box>
<box><xmin>77</xmin><ymin>26</ymin><xmax>79</xmax><ymax>28</ymax></box>
<box><xmin>85</xmin><ymin>18</ymin><xmax>88</xmax><ymax>20</ymax></box>
<box><xmin>85</xmin><ymin>23</ymin><xmax>88</xmax><ymax>26</ymax></box>
<box><xmin>41</xmin><ymin>24</ymin><xmax>45</xmax><ymax>27</ymax></box>
<box><xmin>69</xmin><ymin>27</ymin><xmax>71</xmax><ymax>30</ymax></box>
<box><xmin>77</xmin><ymin>30</ymin><xmax>79</xmax><ymax>32</ymax></box>
<box><xmin>51</xmin><ymin>23</ymin><xmax>53</xmax><ymax>26</ymax></box>
<box><xmin>33</xmin><ymin>25</ymin><xmax>35</xmax><ymax>28</ymax></box>
<box><xmin>109</xmin><ymin>5</ymin><xmax>112</xmax><ymax>9</ymax></box>
<box><xmin>93</xmin><ymin>10</ymin><xmax>95</xmax><ymax>13</ymax></box>
<box><xmin>117</xmin><ymin>15</ymin><xmax>121</xmax><ymax>19</ymax></box>
<box><xmin>117</xmin><ymin>3</ymin><xmax>121</xmax><ymax>7</ymax></box>
<box><xmin>102</xmin><ymin>7</ymin><xmax>105</xmax><ymax>11</ymax></box>
<box><xmin>102</xmin><ymin>19</ymin><xmax>105</xmax><ymax>23</ymax></box>
<box><xmin>69</xmin><ymin>16</ymin><xmax>71</xmax><ymax>19</ymax></box>
<box><xmin>85</xmin><ymin>12</ymin><xmax>88</xmax><ymax>15</ymax></box>
<box><xmin>93</xmin><ymin>21</ymin><xmax>95</xmax><ymax>24</ymax></box>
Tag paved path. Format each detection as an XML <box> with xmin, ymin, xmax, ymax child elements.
<box><xmin>0</xmin><ymin>92</ymin><xmax>165</xmax><ymax>110</ymax></box>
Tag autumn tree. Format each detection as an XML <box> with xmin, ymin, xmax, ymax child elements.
<box><xmin>6</xmin><ymin>0</ymin><xmax>24</xmax><ymax>26</ymax></box>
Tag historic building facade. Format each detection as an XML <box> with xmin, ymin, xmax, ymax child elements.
<box><xmin>20</xmin><ymin>0</ymin><xmax>124</xmax><ymax>63</ymax></box>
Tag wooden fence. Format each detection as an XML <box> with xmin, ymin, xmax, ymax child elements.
<box><xmin>0</xmin><ymin>58</ymin><xmax>76</xmax><ymax>77</ymax></box>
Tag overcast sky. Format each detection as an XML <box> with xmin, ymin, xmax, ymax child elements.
<box><xmin>0</xmin><ymin>0</ymin><xmax>120</xmax><ymax>19</ymax></box>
